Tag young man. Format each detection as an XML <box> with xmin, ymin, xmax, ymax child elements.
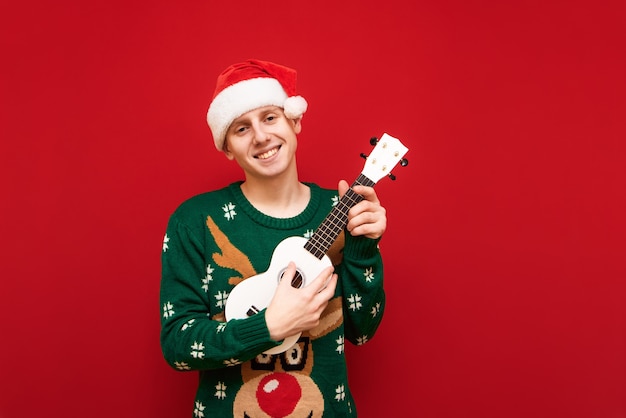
<box><xmin>160</xmin><ymin>59</ymin><xmax>387</xmax><ymax>417</ymax></box>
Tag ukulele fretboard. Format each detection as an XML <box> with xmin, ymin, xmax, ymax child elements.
<box><xmin>304</xmin><ymin>174</ymin><xmax>376</xmax><ymax>259</ymax></box>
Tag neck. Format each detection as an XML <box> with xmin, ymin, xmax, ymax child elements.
<box><xmin>240</xmin><ymin>172</ymin><xmax>310</xmax><ymax>218</ymax></box>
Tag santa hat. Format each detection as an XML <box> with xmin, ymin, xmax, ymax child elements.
<box><xmin>207</xmin><ymin>59</ymin><xmax>308</xmax><ymax>151</ymax></box>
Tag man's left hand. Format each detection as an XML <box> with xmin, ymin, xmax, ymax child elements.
<box><xmin>338</xmin><ymin>180</ymin><xmax>387</xmax><ymax>239</ymax></box>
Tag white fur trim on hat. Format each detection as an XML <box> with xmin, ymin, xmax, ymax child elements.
<box><xmin>207</xmin><ymin>77</ymin><xmax>288</xmax><ymax>150</ymax></box>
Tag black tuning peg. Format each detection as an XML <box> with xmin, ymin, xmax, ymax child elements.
<box><xmin>360</xmin><ymin>153</ymin><xmax>368</xmax><ymax>159</ymax></box>
<box><xmin>369</xmin><ymin>137</ymin><xmax>378</xmax><ymax>145</ymax></box>
<box><xmin>400</xmin><ymin>158</ymin><xmax>409</xmax><ymax>167</ymax></box>
<box><xmin>388</xmin><ymin>173</ymin><xmax>396</xmax><ymax>181</ymax></box>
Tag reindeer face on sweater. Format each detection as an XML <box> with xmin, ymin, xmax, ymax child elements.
<box><xmin>233</xmin><ymin>297</ymin><xmax>344</xmax><ymax>418</ymax></box>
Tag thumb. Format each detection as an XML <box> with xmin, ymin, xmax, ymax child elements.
<box><xmin>338</xmin><ymin>180</ymin><xmax>350</xmax><ymax>198</ymax></box>
<box><xmin>279</xmin><ymin>261</ymin><xmax>299</xmax><ymax>289</ymax></box>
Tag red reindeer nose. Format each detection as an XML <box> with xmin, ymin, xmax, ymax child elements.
<box><xmin>256</xmin><ymin>373</ymin><xmax>302</xmax><ymax>417</ymax></box>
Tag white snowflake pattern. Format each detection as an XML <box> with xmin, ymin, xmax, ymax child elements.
<box><xmin>335</xmin><ymin>384</ymin><xmax>346</xmax><ymax>402</ymax></box>
<box><xmin>336</xmin><ymin>335</ymin><xmax>345</xmax><ymax>354</ymax></box>
<box><xmin>191</xmin><ymin>342</ymin><xmax>205</xmax><ymax>359</ymax></box>
<box><xmin>174</xmin><ymin>361</ymin><xmax>191</xmax><ymax>371</ymax></box>
<box><xmin>223</xmin><ymin>358</ymin><xmax>242</xmax><ymax>367</ymax></box>
<box><xmin>214</xmin><ymin>290</ymin><xmax>229</xmax><ymax>309</ymax></box>
<box><xmin>215</xmin><ymin>382</ymin><xmax>227</xmax><ymax>400</ymax></box>
<box><xmin>216</xmin><ymin>322</ymin><xmax>226</xmax><ymax>333</ymax></box>
<box><xmin>194</xmin><ymin>401</ymin><xmax>206</xmax><ymax>418</ymax></box>
<box><xmin>347</xmin><ymin>294</ymin><xmax>362</xmax><ymax>311</ymax></box>
<box><xmin>357</xmin><ymin>335</ymin><xmax>369</xmax><ymax>345</ymax></box>
<box><xmin>222</xmin><ymin>202</ymin><xmax>237</xmax><ymax>221</ymax></box>
<box><xmin>162</xmin><ymin>302</ymin><xmax>175</xmax><ymax>319</ymax></box>
<box><xmin>363</xmin><ymin>267</ymin><xmax>374</xmax><ymax>282</ymax></box>
<box><xmin>202</xmin><ymin>265</ymin><xmax>214</xmax><ymax>292</ymax></box>
<box><xmin>181</xmin><ymin>319</ymin><xmax>196</xmax><ymax>331</ymax></box>
<box><xmin>162</xmin><ymin>234</ymin><xmax>170</xmax><ymax>252</ymax></box>
<box><xmin>303</xmin><ymin>229</ymin><xmax>314</xmax><ymax>239</ymax></box>
<box><xmin>331</xmin><ymin>195</ymin><xmax>339</xmax><ymax>206</ymax></box>
<box><xmin>371</xmin><ymin>302</ymin><xmax>381</xmax><ymax>318</ymax></box>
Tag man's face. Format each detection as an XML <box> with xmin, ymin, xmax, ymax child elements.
<box><xmin>223</xmin><ymin>106</ymin><xmax>302</xmax><ymax>180</ymax></box>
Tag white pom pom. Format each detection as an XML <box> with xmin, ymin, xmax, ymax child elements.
<box><xmin>283</xmin><ymin>96</ymin><xmax>308</xmax><ymax>119</ymax></box>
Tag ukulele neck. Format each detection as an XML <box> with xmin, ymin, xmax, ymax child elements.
<box><xmin>304</xmin><ymin>174</ymin><xmax>375</xmax><ymax>259</ymax></box>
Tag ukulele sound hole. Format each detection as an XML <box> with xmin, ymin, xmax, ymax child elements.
<box><xmin>279</xmin><ymin>268</ymin><xmax>304</xmax><ymax>289</ymax></box>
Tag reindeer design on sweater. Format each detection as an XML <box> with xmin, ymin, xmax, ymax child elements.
<box><xmin>207</xmin><ymin>215</ymin><xmax>346</xmax><ymax>417</ymax></box>
<box><xmin>233</xmin><ymin>297</ymin><xmax>343</xmax><ymax>417</ymax></box>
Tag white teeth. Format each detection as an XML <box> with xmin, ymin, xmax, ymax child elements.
<box><xmin>257</xmin><ymin>147</ymin><xmax>279</xmax><ymax>160</ymax></box>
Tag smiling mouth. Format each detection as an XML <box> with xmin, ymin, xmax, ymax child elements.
<box><xmin>255</xmin><ymin>146</ymin><xmax>280</xmax><ymax>160</ymax></box>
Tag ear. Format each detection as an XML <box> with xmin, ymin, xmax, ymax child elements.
<box><xmin>290</xmin><ymin>116</ymin><xmax>302</xmax><ymax>134</ymax></box>
<box><xmin>222</xmin><ymin>140</ymin><xmax>235</xmax><ymax>160</ymax></box>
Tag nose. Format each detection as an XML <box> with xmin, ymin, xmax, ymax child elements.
<box><xmin>256</xmin><ymin>373</ymin><xmax>301</xmax><ymax>417</ymax></box>
<box><xmin>251</xmin><ymin>123</ymin><xmax>271</xmax><ymax>144</ymax></box>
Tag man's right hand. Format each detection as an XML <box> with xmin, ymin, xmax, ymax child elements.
<box><xmin>265</xmin><ymin>262</ymin><xmax>338</xmax><ymax>342</ymax></box>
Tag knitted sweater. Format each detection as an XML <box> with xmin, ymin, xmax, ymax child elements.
<box><xmin>160</xmin><ymin>182</ymin><xmax>385</xmax><ymax>417</ymax></box>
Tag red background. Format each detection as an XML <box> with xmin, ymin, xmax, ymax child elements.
<box><xmin>1</xmin><ymin>1</ymin><xmax>625</xmax><ymax>417</ymax></box>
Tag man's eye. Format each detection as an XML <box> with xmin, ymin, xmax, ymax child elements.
<box><xmin>266</xmin><ymin>115</ymin><xmax>276</xmax><ymax>122</ymax></box>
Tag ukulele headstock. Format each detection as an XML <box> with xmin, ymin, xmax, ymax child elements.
<box><xmin>360</xmin><ymin>133</ymin><xmax>409</xmax><ymax>183</ymax></box>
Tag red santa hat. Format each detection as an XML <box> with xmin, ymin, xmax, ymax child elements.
<box><xmin>207</xmin><ymin>59</ymin><xmax>308</xmax><ymax>151</ymax></box>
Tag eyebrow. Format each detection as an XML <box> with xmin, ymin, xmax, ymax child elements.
<box><xmin>231</xmin><ymin>107</ymin><xmax>281</xmax><ymax>126</ymax></box>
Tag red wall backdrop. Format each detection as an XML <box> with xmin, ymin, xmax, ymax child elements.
<box><xmin>1</xmin><ymin>1</ymin><xmax>625</xmax><ymax>417</ymax></box>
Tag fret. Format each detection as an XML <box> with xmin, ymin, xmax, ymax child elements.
<box><xmin>304</xmin><ymin>174</ymin><xmax>375</xmax><ymax>259</ymax></box>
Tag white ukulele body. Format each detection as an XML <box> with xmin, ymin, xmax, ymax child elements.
<box><xmin>224</xmin><ymin>236</ymin><xmax>332</xmax><ymax>355</ymax></box>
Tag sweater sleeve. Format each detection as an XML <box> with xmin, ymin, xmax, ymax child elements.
<box><xmin>159</xmin><ymin>214</ymin><xmax>279</xmax><ymax>371</ymax></box>
<box><xmin>337</xmin><ymin>232</ymin><xmax>386</xmax><ymax>346</ymax></box>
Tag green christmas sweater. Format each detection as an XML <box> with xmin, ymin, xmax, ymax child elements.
<box><xmin>160</xmin><ymin>182</ymin><xmax>385</xmax><ymax>417</ymax></box>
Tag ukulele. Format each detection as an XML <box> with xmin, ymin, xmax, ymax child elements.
<box><xmin>225</xmin><ymin>133</ymin><xmax>409</xmax><ymax>354</ymax></box>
